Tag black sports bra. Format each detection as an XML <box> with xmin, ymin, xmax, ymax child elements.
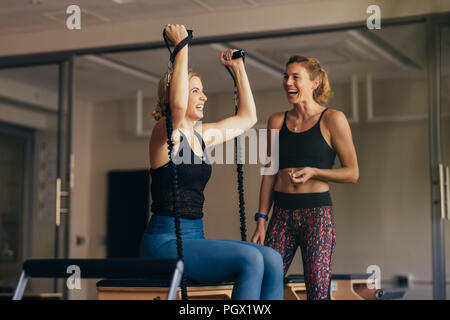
<box><xmin>150</xmin><ymin>130</ymin><xmax>212</xmax><ymax>219</ymax></box>
<box><xmin>278</xmin><ymin>108</ymin><xmax>336</xmax><ymax>170</ymax></box>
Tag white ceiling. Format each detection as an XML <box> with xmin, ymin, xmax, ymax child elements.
<box><xmin>0</xmin><ymin>0</ymin><xmax>314</xmax><ymax>35</ymax></box>
<box><xmin>72</xmin><ymin>22</ymin><xmax>428</xmax><ymax>102</ymax></box>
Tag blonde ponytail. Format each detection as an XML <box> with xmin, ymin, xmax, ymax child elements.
<box><xmin>151</xmin><ymin>69</ymin><xmax>202</xmax><ymax>121</ymax></box>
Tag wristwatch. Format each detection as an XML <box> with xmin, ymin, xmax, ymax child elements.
<box><xmin>254</xmin><ymin>213</ymin><xmax>268</xmax><ymax>221</ymax></box>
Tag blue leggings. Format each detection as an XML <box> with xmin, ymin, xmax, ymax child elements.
<box><xmin>140</xmin><ymin>214</ymin><xmax>284</xmax><ymax>300</ymax></box>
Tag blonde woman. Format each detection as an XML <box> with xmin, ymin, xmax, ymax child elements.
<box><xmin>140</xmin><ymin>24</ymin><xmax>283</xmax><ymax>300</ymax></box>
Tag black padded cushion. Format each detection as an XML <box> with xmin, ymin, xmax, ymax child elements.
<box><xmin>22</xmin><ymin>259</ymin><xmax>179</xmax><ymax>279</ymax></box>
<box><xmin>284</xmin><ymin>274</ymin><xmax>305</xmax><ymax>283</ymax></box>
<box><xmin>96</xmin><ymin>279</ymin><xmax>234</xmax><ymax>288</ymax></box>
<box><xmin>331</xmin><ymin>274</ymin><xmax>371</xmax><ymax>280</ymax></box>
<box><xmin>284</xmin><ymin>274</ymin><xmax>371</xmax><ymax>283</ymax></box>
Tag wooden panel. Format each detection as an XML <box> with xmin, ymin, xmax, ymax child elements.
<box><xmin>97</xmin><ymin>285</ymin><xmax>234</xmax><ymax>300</ymax></box>
<box><xmin>97</xmin><ymin>279</ymin><xmax>377</xmax><ymax>300</ymax></box>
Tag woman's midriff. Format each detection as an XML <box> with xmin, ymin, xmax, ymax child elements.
<box><xmin>273</xmin><ymin>167</ymin><xmax>330</xmax><ymax>193</ymax></box>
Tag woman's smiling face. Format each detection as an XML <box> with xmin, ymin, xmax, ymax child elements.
<box><xmin>283</xmin><ymin>62</ymin><xmax>319</xmax><ymax>104</ymax></box>
<box><xmin>187</xmin><ymin>76</ymin><xmax>207</xmax><ymax>121</ymax></box>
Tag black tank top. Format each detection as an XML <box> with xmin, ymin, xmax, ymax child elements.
<box><xmin>150</xmin><ymin>130</ymin><xmax>212</xmax><ymax>219</ymax></box>
<box><xmin>279</xmin><ymin>108</ymin><xmax>336</xmax><ymax>170</ymax></box>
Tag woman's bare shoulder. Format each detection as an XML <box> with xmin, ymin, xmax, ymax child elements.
<box><xmin>150</xmin><ymin>118</ymin><xmax>181</xmax><ymax>145</ymax></box>
<box><xmin>150</xmin><ymin>118</ymin><xmax>165</xmax><ymax>142</ymax></box>
<box><xmin>267</xmin><ymin>110</ymin><xmax>286</xmax><ymax>129</ymax></box>
<box><xmin>323</xmin><ymin>108</ymin><xmax>350</xmax><ymax>132</ymax></box>
<box><xmin>324</xmin><ymin>108</ymin><xmax>348</xmax><ymax>122</ymax></box>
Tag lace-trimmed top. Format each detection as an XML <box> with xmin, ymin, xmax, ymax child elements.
<box><xmin>150</xmin><ymin>130</ymin><xmax>212</xmax><ymax>219</ymax></box>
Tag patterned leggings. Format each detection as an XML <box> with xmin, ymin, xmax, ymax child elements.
<box><xmin>265</xmin><ymin>191</ymin><xmax>336</xmax><ymax>300</ymax></box>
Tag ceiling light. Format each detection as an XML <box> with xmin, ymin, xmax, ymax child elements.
<box><xmin>81</xmin><ymin>55</ymin><xmax>160</xmax><ymax>84</ymax></box>
<box><xmin>111</xmin><ymin>0</ymin><xmax>136</xmax><ymax>4</ymax></box>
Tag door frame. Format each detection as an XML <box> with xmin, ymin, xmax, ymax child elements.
<box><xmin>0</xmin><ymin>56</ymin><xmax>74</xmax><ymax>296</ymax></box>
<box><xmin>0</xmin><ymin>122</ymin><xmax>34</xmax><ymax>283</ymax></box>
<box><xmin>427</xmin><ymin>13</ymin><xmax>450</xmax><ymax>300</ymax></box>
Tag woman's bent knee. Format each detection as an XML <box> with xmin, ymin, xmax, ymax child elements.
<box><xmin>238</xmin><ymin>247</ymin><xmax>265</xmax><ymax>277</ymax></box>
<box><xmin>257</xmin><ymin>245</ymin><xmax>284</xmax><ymax>272</ymax></box>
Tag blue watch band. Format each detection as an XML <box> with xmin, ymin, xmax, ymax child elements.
<box><xmin>254</xmin><ymin>213</ymin><xmax>268</xmax><ymax>221</ymax></box>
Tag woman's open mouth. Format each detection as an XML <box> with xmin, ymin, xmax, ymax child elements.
<box><xmin>287</xmin><ymin>89</ymin><xmax>299</xmax><ymax>98</ymax></box>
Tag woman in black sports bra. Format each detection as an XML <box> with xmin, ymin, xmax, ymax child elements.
<box><xmin>251</xmin><ymin>55</ymin><xmax>359</xmax><ymax>300</ymax></box>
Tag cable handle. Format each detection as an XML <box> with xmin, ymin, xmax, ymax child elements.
<box><xmin>163</xmin><ymin>28</ymin><xmax>194</xmax><ymax>64</ymax></box>
<box><xmin>162</xmin><ymin>27</ymin><xmax>193</xmax><ymax>107</ymax></box>
<box><xmin>232</xmin><ymin>49</ymin><xmax>245</xmax><ymax>61</ymax></box>
<box><xmin>224</xmin><ymin>49</ymin><xmax>246</xmax><ymax>114</ymax></box>
<box><xmin>225</xmin><ymin>49</ymin><xmax>246</xmax><ymax>85</ymax></box>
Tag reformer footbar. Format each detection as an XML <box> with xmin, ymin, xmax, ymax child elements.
<box><xmin>13</xmin><ymin>258</ymin><xmax>183</xmax><ymax>300</ymax></box>
<box><xmin>162</xmin><ymin>28</ymin><xmax>247</xmax><ymax>300</ymax></box>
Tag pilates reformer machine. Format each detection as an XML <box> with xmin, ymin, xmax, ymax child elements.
<box><xmin>11</xmin><ymin>258</ymin><xmax>405</xmax><ymax>300</ymax></box>
<box><xmin>95</xmin><ymin>273</ymin><xmax>405</xmax><ymax>300</ymax></box>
